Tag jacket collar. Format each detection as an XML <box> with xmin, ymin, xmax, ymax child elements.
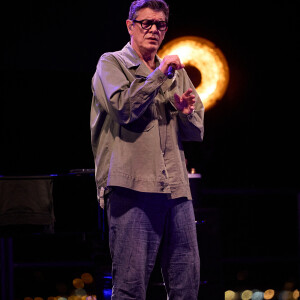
<box><xmin>121</xmin><ymin>42</ymin><xmax>161</xmax><ymax>77</ymax></box>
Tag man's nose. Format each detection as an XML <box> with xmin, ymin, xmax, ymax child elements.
<box><xmin>150</xmin><ymin>23</ymin><xmax>159</xmax><ymax>32</ymax></box>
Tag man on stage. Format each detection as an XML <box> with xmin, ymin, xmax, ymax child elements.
<box><xmin>90</xmin><ymin>0</ymin><xmax>204</xmax><ymax>298</ymax></box>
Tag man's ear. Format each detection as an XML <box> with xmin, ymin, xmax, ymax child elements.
<box><xmin>126</xmin><ymin>19</ymin><xmax>134</xmax><ymax>35</ymax></box>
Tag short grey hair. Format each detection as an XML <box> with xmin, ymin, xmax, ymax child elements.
<box><xmin>128</xmin><ymin>0</ymin><xmax>169</xmax><ymax>22</ymax></box>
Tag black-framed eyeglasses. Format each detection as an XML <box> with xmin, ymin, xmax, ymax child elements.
<box><xmin>133</xmin><ymin>19</ymin><xmax>168</xmax><ymax>31</ymax></box>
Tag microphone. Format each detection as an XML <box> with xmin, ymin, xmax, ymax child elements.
<box><xmin>167</xmin><ymin>65</ymin><xmax>175</xmax><ymax>79</ymax></box>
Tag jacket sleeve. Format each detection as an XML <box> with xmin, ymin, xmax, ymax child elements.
<box><xmin>92</xmin><ymin>53</ymin><xmax>167</xmax><ymax>125</ymax></box>
<box><xmin>177</xmin><ymin>70</ymin><xmax>205</xmax><ymax>142</ymax></box>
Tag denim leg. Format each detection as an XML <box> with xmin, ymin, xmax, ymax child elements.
<box><xmin>160</xmin><ymin>199</ymin><xmax>200</xmax><ymax>300</ymax></box>
<box><xmin>106</xmin><ymin>188</ymin><xmax>168</xmax><ymax>300</ymax></box>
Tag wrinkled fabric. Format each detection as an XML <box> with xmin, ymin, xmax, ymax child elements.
<box><xmin>106</xmin><ymin>187</ymin><xmax>200</xmax><ymax>300</ymax></box>
<box><xmin>90</xmin><ymin>43</ymin><xmax>204</xmax><ymax>201</ymax></box>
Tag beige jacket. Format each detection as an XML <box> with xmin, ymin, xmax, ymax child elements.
<box><xmin>90</xmin><ymin>42</ymin><xmax>204</xmax><ymax>202</ymax></box>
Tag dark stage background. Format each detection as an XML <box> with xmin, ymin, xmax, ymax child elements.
<box><xmin>1</xmin><ymin>0</ymin><xmax>300</xmax><ymax>298</ymax></box>
<box><xmin>1</xmin><ymin>0</ymin><xmax>299</xmax><ymax>188</ymax></box>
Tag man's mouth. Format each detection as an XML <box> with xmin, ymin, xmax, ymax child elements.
<box><xmin>147</xmin><ymin>37</ymin><xmax>158</xmax><ymax>41</ymax></box>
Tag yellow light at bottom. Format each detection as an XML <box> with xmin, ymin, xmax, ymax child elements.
<box><xmin>158</xmin><ymin>36</ymin><xmax>229</xmax><ymax>110</ymax></box>
<box><xmin>72</xmin><ymin>278</ymin><xmax>84</xmax><ymax>289</ymax></box>
<box><xmin>293</xmin><ymin>289</ymin><xmax>300</xmax><ymax>299</ymax></box>
<box><xmin>241</xmin><ymin>289</ymin><xmax>253</xmax><ymax>300</ymax></box>
<box><xmin>225</xmin><ymin>290</ymin><xmax>236</xmax><ymax>300</ymax></box>
<box><xmin>81</xmin><ymin>272</ymin><xmax>94</xmax><ymax>284</ymax></box>
<box><xmin>264</xmin><ymin>289</ymin><xmax>275</xmax><ymax>299</ymax></box>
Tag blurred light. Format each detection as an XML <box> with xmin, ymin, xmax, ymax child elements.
<box><xmin>67</xmin><ymin>296</ymin><xmax>81</xmax><ymax>300</ymax></box>
<box><xmin>81</xmin><ymin>273</ymin><xmax>94</xmax><ymax>284</ymax></box>
<box><xmin>83</xmin><ymin>295</ymin><xmax>97</xmax><ymax>300</ymax></box>
<box><xmin>72</xmin><ymin>278</ymin><xmax>84</xmax><ymax>289</ymax></box>
<box><xmin>85</xmin><ymin>296</ymin><xmax>97</xmax><ymax>300</ymax></box>
<box><xmin>264</xmin><ymin>289</ymin><xmax>275</xmax><ymax>299</ymax></box>
<box><xmin>293</xmin><ymin>289</ymin><xmax>300</xmax><ymax>299</ymax></box>
<box><xmin>241</xmin><ymin>289</ymin><xmax>253</xmax><ymax>300</ymax></box>
<box><xmin>103</xmin><ymin>288</ymin><xmax>112</xmax><ymax>298</ymax></box>
<box><xmin>74</xmin><ymin>288</ymin><xmax>87</xmax><ymax>296</ymax></box>
<box><xmin>225</xmin><ymin>290</ymin><xmax>236</xmax><ymax>300</ymax></box>
<box><xmin>103</xmin><ymin>275</ymin><xmax>112</xmax><ymax>279</ymax></box>
<box><xmin>57</xmin><ymin>298</ymin><xmax>67</xmax><ymax>300</ymax></box>
<box><xmin>279</xmin><ymin>291</ymin><xmax>293</xmax><ymax>300</ymax></box>
<box><xmin>252</xmin><ymin>290</ymin><xmax>264</xmax><ymax>300</ymax></box>
<box><xmin>158</xmin><ymin>36</ymin><xmax>229</xmax><ymax>110</ymax></box>
<box><xmin>24</xmin><ymin>298</ymin><xmax>33</xmax><ymax>300</ymax></box>
<box><xmin>34</xmin><ymin>298</ymin><xmax>44</xmax><ymax>300</ymax></box>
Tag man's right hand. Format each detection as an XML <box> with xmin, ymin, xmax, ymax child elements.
<box><xmin>159</xmin><ymin>55</ymin><xmax>185</xmax><ymax>77</ymax></box>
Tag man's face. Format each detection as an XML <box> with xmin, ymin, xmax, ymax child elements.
<box><xmin>127</xmin><ymin>8</ymin><xmax>167</xmax><ymax>56</ymax></box>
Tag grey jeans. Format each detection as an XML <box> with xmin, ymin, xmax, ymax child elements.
<box><xmin>106</xmin><ymin>187</ymin><xmax>200</xmax><ymax>300</ymax></box>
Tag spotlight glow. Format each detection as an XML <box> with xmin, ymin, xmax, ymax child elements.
<box><xmin>241</xmin><ymin>289</ymin><xmax>253</xmax><ymax>300</ymax></box>
<box><xmin>81</xmin><ymin>273</ymin><xmax>94</xmax><ymax>284</ymax></box>
<box><xmin>252</xmin><ymin>290</ymin><xmax>264</xmax><ymax>300</ymax></box>
<box><xmin>74</xmin><ymin>288</ymin><xmax>87</xmax><ymax>296</ymax></box>
<box><xmin>72</xmin><ymin>278</ymin><xmax>84</xmax><ymax>289</ymax></box>
<box><xmin>264</xmin><ymin>289</ymin><xmax>275</xmax><ymax>299</ymax></box>
<box><xmin>293</xmin><ymin>289</ymin><xmax>300</xmax><ymax>299</ymax></box>
<box><xmin>279</xmin><ymin>291</ymin><xmax>292</xmax><ymax>300</ymax></box>
<box><xmin>225</xmin><ymin>290</ymin><xmax>236</xmax><ymax>300</ymax></box>
<box><xmin>158</xmin><ymin>36</ymin><xmax>229</xmax><ymax>110</ymax></box>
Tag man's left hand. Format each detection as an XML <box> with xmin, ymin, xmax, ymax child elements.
<box><xmin>174</xmin><ymin>88</ymin><xmax>195</xmax><ymax>115</ymax></box>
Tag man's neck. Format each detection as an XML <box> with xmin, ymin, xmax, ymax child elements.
<box><xmin>143</xmin><ymin>54</ymin><xmax>156</xmax><ymax>71</ymax></box>
<box><xmin>131</xmin><ymin>43</ymin><xmax>156</xmax><ymax>71</ymax></box>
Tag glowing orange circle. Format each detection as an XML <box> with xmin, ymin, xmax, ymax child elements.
<box><xmin>264</xmin><ymin>289</ymin><xmax>275</xmax><ymax>299</ymax></box>
<box><xmin>158</xmin><ymin>36</ymin><xmax>229</xmax><ymax>110</ymax></box>
<box><xmin>72</xmin><ymin>278</ymin><xmax>84</xmax><ymax>289</ymax></box>
<box><xmin>81</xmin><ymin>272</ymin><xmax>94</xmax><ymax>284</ymax></box>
